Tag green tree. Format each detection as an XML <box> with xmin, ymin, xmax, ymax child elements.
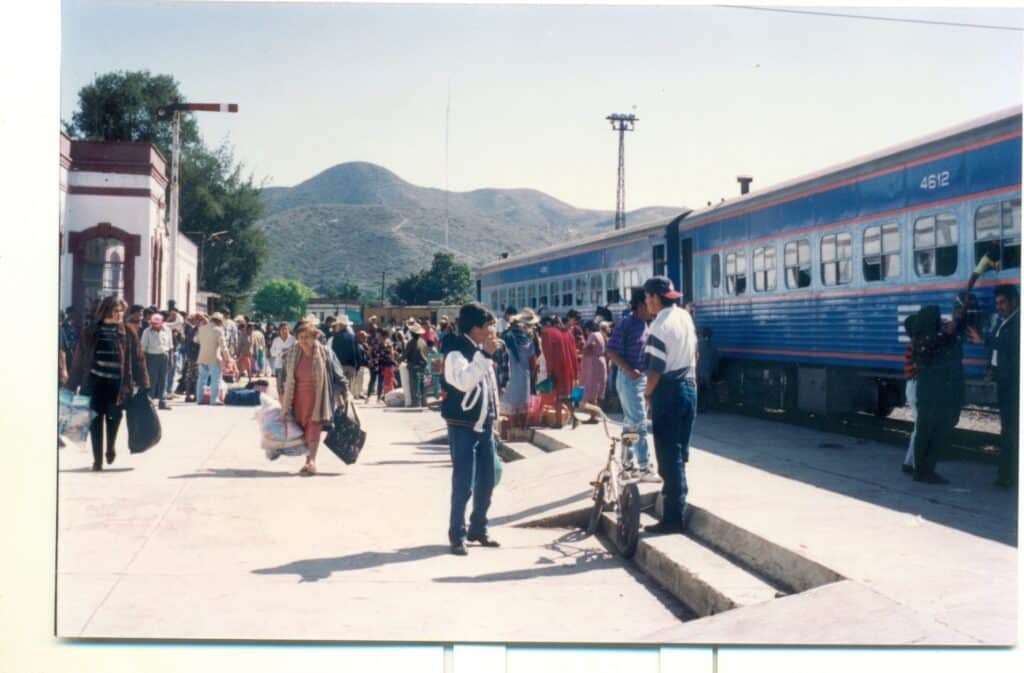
<box><xmin>315</xmin><ymin>281</ymin><xmax>362</xmax><ymax>301</ymax></box>
<box><xmin>389</xmin><ymin>252</ymin><xmax>473</xmax><ymax>305</ymax></box>
<box><xmin>64</xmin><ymin>70</ymin><xmax>269</xmax><ymax>313</ymax></box>
<box><xmin>251</xmin><ymin>279</ymin><xmax>316</xmax><ymax>322</ymax></box>
<box><xmin>180</xmin><ymin>142</ymin><xmax>269</xmax><ymax>311</ymax></box>
<box><xmin>64</xmin><ymin>70</ymin><xmax>201</xmax><ymax>160</ymax></box>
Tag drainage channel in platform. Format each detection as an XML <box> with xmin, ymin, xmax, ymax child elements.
<box><xmin>519</xmin><ymin>493</ymin><xmax>845</xmax><ymax>623</ymax></box>
<box><xmin>427</xmin><ymin>423</ymin><xmax>846</xmax><ymax>625</ymax></box>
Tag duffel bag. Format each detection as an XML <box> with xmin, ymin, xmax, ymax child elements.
<box><xmin>124</xmin><ymin>390</ymin><xmax>161</xmax><ymax>453</ymax></box>
<box><xmin>323</xmin><ymin>401</ymin><xmax>367</xmax><ymax>465</ymax></box>
<box><xmin>225</xmin><ymin>388</ymin><xmax>261</xmax><ymax>406</ymax></box>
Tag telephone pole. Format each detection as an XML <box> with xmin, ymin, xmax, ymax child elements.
<box><xmin>607</xmin><ymin>113</ymin><xmax>637</xmax><ymax>230</ymax></box>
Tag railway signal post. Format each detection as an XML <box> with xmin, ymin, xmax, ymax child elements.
<box><xmin>156</xmin><ymin>102</ymin><xmax>239</xmax><ymax>307</ymax></box>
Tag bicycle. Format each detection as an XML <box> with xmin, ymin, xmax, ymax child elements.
<box><xmin>569</xmin><ymin>393</ymin><xmax>642</xmax><ymax>559</ymax></box>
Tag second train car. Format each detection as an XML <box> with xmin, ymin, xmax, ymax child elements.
<box><xmin>477</xmin><ymin>107</ymin><xmax>1022</xmax><ymax>415</ymax></box>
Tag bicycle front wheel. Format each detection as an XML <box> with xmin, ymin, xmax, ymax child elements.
<box><xmin>586</xmin><ymin>479</ymin><xmax>607</xmax><ymax>536</ymax></box>
<box><xmin>617</xmin><ymin>482</ymin><xmax>641</xmax><ymax>559</ymax></box>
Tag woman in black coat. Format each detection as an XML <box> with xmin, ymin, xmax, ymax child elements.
<box><xmin>65</xmin><ymin>296</ymin><xmax>150</xmax><ymax>471</ymax></box>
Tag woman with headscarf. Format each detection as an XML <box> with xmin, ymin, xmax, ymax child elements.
<box><xmin>65</xmin><ymin>295</ymin><xmax>150</xmax><ymax>471</ymax></box>
<box><xmin>501</xmin><ymin>309</ymin><xmax>538</xmax><ymax>429</ymax></box>
<box><xmin>281</xmin><ymin>321</ymin><xmax>348</xmax><ymax>475</ymax></box>
<box><xmin>580</xmin><ymin>319</ymin><xmax>608</xmax><ymax>405</ymax></box>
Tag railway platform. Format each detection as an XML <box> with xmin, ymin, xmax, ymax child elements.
<box><xmin>516</xmin><ymin>409</ymin><xmax>1017</xmax><ymax>644</ymax></box>
<box><xmin>54</xmin><ymin>392</ymin><xmax>1017</xmax><ymax>646</ymax></box>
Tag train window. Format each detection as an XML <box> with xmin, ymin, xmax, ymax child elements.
<box><xmin>562</xmin><ymin>279</ymin><xmax>573</xmax><ymax>307</ymax></box>
<box><xmin>527</xmin><ymin>284</ymin><xmax>537</xmax><ymax>309</ymax></box>
<box><xmin>863</xmin><ymin>223</ymin><xmax>901</xmax><ymax>282</ymax></box>
<box><xmin>821</xmin><ymin>233</ymin><xmax>852</xmax><ymax>286</ymax></box>
<box><xmin>575</xmin><ymin>277</ymin><xmax>587</xmax><ymax>305</ymax></box>
<box><xmin>725</xmin><ymin>252</ymin><xmax>747</xmax><ymax>295</ymax></box>
<box><xmin>538</xmin><ymin>283</ymin><xmax>548</xmax><ymax>308</ymax></box>
<box><xmin>914</xmin><ymin>212</ymin><xmax>958</xmax><ymax>277</ymax></box>
<box><xmin>711</xmin><ymin>254</ymin><xmax>721</xmax><ymax>288</ymax></box>
<box><xmin>516</xmin><ymin>286</ymin><xmax>526</xmax><ymax>310</ymax></box>
<box><xmin>489</xmin><ymin>291</ymin><xmax>498</xmax><ymax>311</ymax></box>
<box><xmin>498</xmin><ymin>288</ymin><xmax>507</xmax><ymax>311</ymax></box>
<box><xmin>753</xmin><ymin>246</ymin><xmax>777</xmax><ymax>292</ymax></box>
<box><xmin>784</xmin><ymin>240</ymin><xmax>811</xmax><ymax>289</ymax></box>
<box><xmin>975</xmin><ymin>199</ymin><xmax>1021</xmax><ymax>271</ymax></box>
<box><xmin>653</xmin><ymin>244</ymin><xmax>667</xmax><ymax>276</ymax></box>
<box><xmin>606</xmin><ymin>270</ymin><xmax>621</xmax><ymax>304</ymax></box>
<box><xmin>589</xmin><ymin>273</ymin><xmax>603</xmax><ymax>304</ymax></box>
<box><xmin>549</xmin><ymin>281</ymin><xmax>560</xmax><ymax>307</ymax></box>
<box><xmin>630</xmin><ymin>269</ymin><xmax>642</xmax><ymax>289</ymax></box>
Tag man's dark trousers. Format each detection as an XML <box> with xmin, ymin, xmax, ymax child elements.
<box><xmin>998</xmin><ymin>379</ymin><xmax>1019</xmax><ymax>485</ymax></box>
<box><xmin>651</xmin><ymin>379</ymin><xmax>696</xmax><ymax>527</ymax></box>
<box><xmin>448</xmin><ymin>424</ymin><xmax>496</xmax><ymax>545</ymax></box>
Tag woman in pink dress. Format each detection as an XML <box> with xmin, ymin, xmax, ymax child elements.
<box><xmin>281</xmin><ymin>322</ymin><xmax>337</xmax><ymax>475</ymax></box>
<box><xmin>580</xmin><ymin>319</ymin><xmax>608</xmax><ymax>404</ymax></box>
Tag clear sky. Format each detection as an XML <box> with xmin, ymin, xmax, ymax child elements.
<box><xmin>60</xmin><ymin>1</ymin><xmax>1024</xmax><ymax>212</ymax></box>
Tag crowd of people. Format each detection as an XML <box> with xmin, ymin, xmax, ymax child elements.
<box><xmin>57</xmin><ymin>265</ymin><xmax>1018</xmax><ymax>554</ymax></box>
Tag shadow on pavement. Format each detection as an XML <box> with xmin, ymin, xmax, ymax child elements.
<box><xmin>364</xmin><ymin>460</ymin><xmax>450</xmax><ymax>466</ymax></box>
<box><xmin>692</xmin><ymin>413</ymin><xmax>1018</xmax><ymax>547</ymax></box>
<box><xmin>59</xmin><ymin>467</ymin><xmax>135</xmax><ymax>474</ymax></box>
<box><xmin>168</xmin><ymin>468</ymin><xmax>344</xmax><ymax>479</ymax></box>
<box><xmin>252</xmin><ymin>545</ymin><xmax>451</xmax><ymax>582</ymax></box>
<box><xmin>489</xmin><ymin>490</ymin><xmax>593</xmax><ymax>527</ymax></box>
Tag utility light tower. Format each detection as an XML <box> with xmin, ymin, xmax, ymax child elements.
<box><xmin>607</xmin><ymin>112</ymin><xmax>637</xmax><ymax>230</ymax></box>
<box><xmin>156</xmin><ymin>102</ymin><xmax>239</xmax><ymax>309</ymax></box>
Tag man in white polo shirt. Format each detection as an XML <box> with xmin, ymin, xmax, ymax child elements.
<box><xmin>642</xmin><ymin>276</ymin><xmax>698</xmax><ymax>535</ymax></box>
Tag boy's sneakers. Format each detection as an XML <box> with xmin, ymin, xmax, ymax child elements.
<box><xmin>638</xmin><ymin>465</ymin><xmax>662</xmax><ymax>483</ymax></box>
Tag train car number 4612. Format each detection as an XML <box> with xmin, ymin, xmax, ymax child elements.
<box><xmin>920</xmin><ymin>170</ymin><xmax>951</xmax><ymax>190</ymax></box>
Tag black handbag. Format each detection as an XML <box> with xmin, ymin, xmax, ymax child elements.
<box><xmin>124</xmin><ymin>389</ymin><xmax>161</xmax><ymax>453</ymax></box>
<box><xmin>323</xmin><ymin>400</ymin><xmax>366</xmax><ymax>464</ymax></box>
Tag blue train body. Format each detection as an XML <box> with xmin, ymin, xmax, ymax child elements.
<box><xmin>477</xmin><ymin>108</ymin><xmax>1021</xmax><ymax>413</ymax></box>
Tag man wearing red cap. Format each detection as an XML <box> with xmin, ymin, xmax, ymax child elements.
<box><xmin>641</xmin><ymin>276</ymin><xmax>697</xmax><ymax>535</ymax></box>
<box><xmin>140</xmin><ymin>313</ymin><xmax>174</xmax><ymax>410</ymax></box>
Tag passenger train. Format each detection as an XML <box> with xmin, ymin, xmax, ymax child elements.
<box><xmin>476</xmin><ymin>107</ymin><xmax>1022</xmax><ymax>415</ymax></box>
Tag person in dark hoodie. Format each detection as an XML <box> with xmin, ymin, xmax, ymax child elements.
<box><xmin>909</xmin><ymin>305</ymin><xmax>960</xmax><ymax>484</ymax></box>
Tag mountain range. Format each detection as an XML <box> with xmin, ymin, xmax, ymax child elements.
<box><xmin>255</xmin><ymin>161</ymin><xmax>683</xmax><ymax>298</ymax></box>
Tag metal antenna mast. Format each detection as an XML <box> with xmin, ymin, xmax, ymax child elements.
<box><xmin>607</xmin><ymin>113</ymin><xmax>637</xmax><ymax>230</ymax></box>
<box><xmin>445</xmin><ymin>81</ymin><xmax>450</xmax><ymax>249</ymax></box>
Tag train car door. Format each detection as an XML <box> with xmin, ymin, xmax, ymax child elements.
<box><xmin>681</xmin><ymin>237</ymin><xmax>694</xmax><ymax>303</ymax></box>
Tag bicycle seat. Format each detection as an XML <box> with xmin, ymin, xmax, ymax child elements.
<box><xmin>621</xmin><ymin>433</ymin><xmax>640</xmax><ymax>444</ymax></box>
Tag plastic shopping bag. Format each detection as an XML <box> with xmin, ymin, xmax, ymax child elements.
<box><xmin>58</xmin><ymin>389</ymin><xmax>94</xmax><ymax>443</ymax></box>
<box><xmin>256</xmin><ymin>394</ymin><xmax>306</xmax><ymax>459</ymax></box>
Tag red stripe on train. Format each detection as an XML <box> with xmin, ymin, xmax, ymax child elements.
<box><xmin>682</xmin><ymin>130</ymin><xmax>1023</xmax><ymax>232</ymax></box>
<box><xmin>695</xmin><ymin>184</ymin><xmax>1022</xmax><ymax>257</ymax></box>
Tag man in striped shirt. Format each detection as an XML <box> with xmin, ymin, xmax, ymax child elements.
<box><xmin>642</xmin><ymin>276</ymin><xmax>697</xmax><ymax>535</ymax></box>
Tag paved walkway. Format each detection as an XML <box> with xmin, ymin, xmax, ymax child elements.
<box><xmin>56</xmin><ymin>392</ymin><xmax>1017</xmax><ymax>645</ymax></box>
<box><xmin>56</xmin><ymin>395</ymin><xmax>689</xmax><ymax>643</ymax></box>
